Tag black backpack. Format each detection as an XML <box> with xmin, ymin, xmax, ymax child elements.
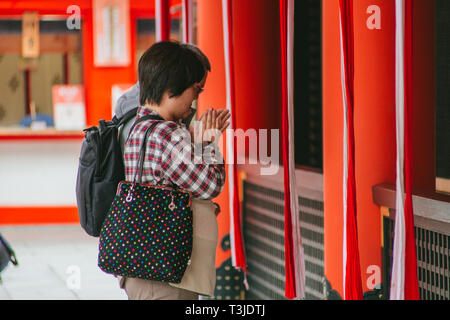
<box><xmin>76</xmin><ymin>108</ymin><xmax>159</xmax><ymax>237</ymax></box>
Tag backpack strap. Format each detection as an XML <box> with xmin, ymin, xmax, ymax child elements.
<box><xmin>124</xmin><ymin>113</ymin><xmax>164</xmax><ymax>145</ymax></box>
<box><xmin>132</xmin><ymin>121</ymin><xmax>162</xmax><ymax>185</ymax></box>
<box><xmin>114</xmin><ymin>107</ymin><xmax>140</xmax><ymax>127</ymax></box>
<box><xmin>130</xmin><ymin>115</ymin><xmax>179</xmax><ymax>190</ymax></box>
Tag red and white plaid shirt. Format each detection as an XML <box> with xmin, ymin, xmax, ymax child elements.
<box><xmin>123</xmin><ymin>106</ymin><xmax>226</xmax><ymax>200</ymax></box>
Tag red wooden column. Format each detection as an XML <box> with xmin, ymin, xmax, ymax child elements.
<box><xmin>196</xmin><ymin>0</ymin><xmax>230</xmax><ymax>272</ymax></box>
<box><xmin>323</xmin><ymin>0</ymin><xmax>435</xmax><ymax>297</ymax></box>
<box><xmin>196</xmin><ymin>0</ymin><xmax>282</xmax><ymax>297</ymax></box>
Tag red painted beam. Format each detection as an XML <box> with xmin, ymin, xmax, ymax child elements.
<box><xmin>0</xmin><ymin>206</ymin><xmax>79</xmax><ymax>225</ymax></box>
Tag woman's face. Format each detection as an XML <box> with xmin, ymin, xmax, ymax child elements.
<box><xmin>166</xmin><ymin>72</ymin><xmax>208</xmax><ymax>121</ymax></box>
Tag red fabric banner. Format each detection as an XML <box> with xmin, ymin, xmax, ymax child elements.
<box><xmin>279</xmin><ymin>0</ymin><xmax>296</xmax><ymax>300</ymax></box>
<box><xmin>156</xmin><ymin>0</ymin><xmax>170</xmax><ymax>41</ymax></box>
<box><xmin>182</xmin><ymin>0</ymin><xmax>192</xmax><ymax>44</ymax></box>
<box><xmin>339</xmin><ymin>0</ymin><xmax>363</xmax><ymax>300</ymax></box>
<box><xmin>222</xmin><ymin>0</ymin><xmax>247</xmax><ymax>273</ymax></box>
<box><xmin>403</xmin><ymin>0</ymin><xmax>420</xmax><ymax>300</ymax></box>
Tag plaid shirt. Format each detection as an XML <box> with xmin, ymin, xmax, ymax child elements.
<box><xmin>123</xmin><ymin>106</ymin><xmax>226</xmax><ymax>200</ymax></box>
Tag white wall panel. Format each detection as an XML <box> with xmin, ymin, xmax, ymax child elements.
<box><xmin>0</xmin><ymin>140</ymin><xmax>82</xmax><ymax>206</ymax></box>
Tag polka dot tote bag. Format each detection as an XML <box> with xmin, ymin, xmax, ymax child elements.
<box><xmin>98</xmin><ymin>121</ymin><xmax>193</xmax><ymax>284</ymax></box>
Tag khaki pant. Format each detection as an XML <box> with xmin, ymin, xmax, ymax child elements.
<box><xmin>119</xmin><ymin>276</ymin><xmax>199</xmax><ymax>300</ymax></box>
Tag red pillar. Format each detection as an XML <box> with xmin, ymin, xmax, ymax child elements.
<box><xmin>197</xmin><ymin>0</ymin><xmax>230</xmax><ymax>269</ymax></box>
<box><xmin>197</xmin><ymin>0</ymin><xmax>282</xmax><ymax>270</ymax></box>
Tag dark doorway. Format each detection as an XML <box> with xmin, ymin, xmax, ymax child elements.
<box><xmin>294</xmin><ymin>0</ymin><xmax>323</xmax><ymax>171</ymax></box>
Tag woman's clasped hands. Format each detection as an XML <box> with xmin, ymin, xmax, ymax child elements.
<box><xmin>190</xmin><ymin>108</ymin><xmax>230</xmax><ymax>144</ymax></box>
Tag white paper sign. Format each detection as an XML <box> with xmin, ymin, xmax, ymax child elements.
<box><xmin>52</xmin><ymin>85</ymin><xmax>86</xmax><ymax>130</ymax></box>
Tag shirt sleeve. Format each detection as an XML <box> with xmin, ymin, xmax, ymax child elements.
<box><xmin>159</xmin><ymin>125</ymin><xmax>226</xmax><ymax>200</ymax></box>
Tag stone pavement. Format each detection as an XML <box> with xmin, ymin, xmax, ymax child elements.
<box><xmin>0</xmin><ymin>224</ymin><xmax>127</xmax><ymax>300</ymax></box>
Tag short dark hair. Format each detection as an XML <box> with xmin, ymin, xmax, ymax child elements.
<box><xmin>182</xmin><ymin>43</ymin><xmax>211</xmax><ymax>72</ymax></box>
<box><xmin>138</xmin><ymin>41</ymin><xmax>207</xmax><ymax>106</ymax></box>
